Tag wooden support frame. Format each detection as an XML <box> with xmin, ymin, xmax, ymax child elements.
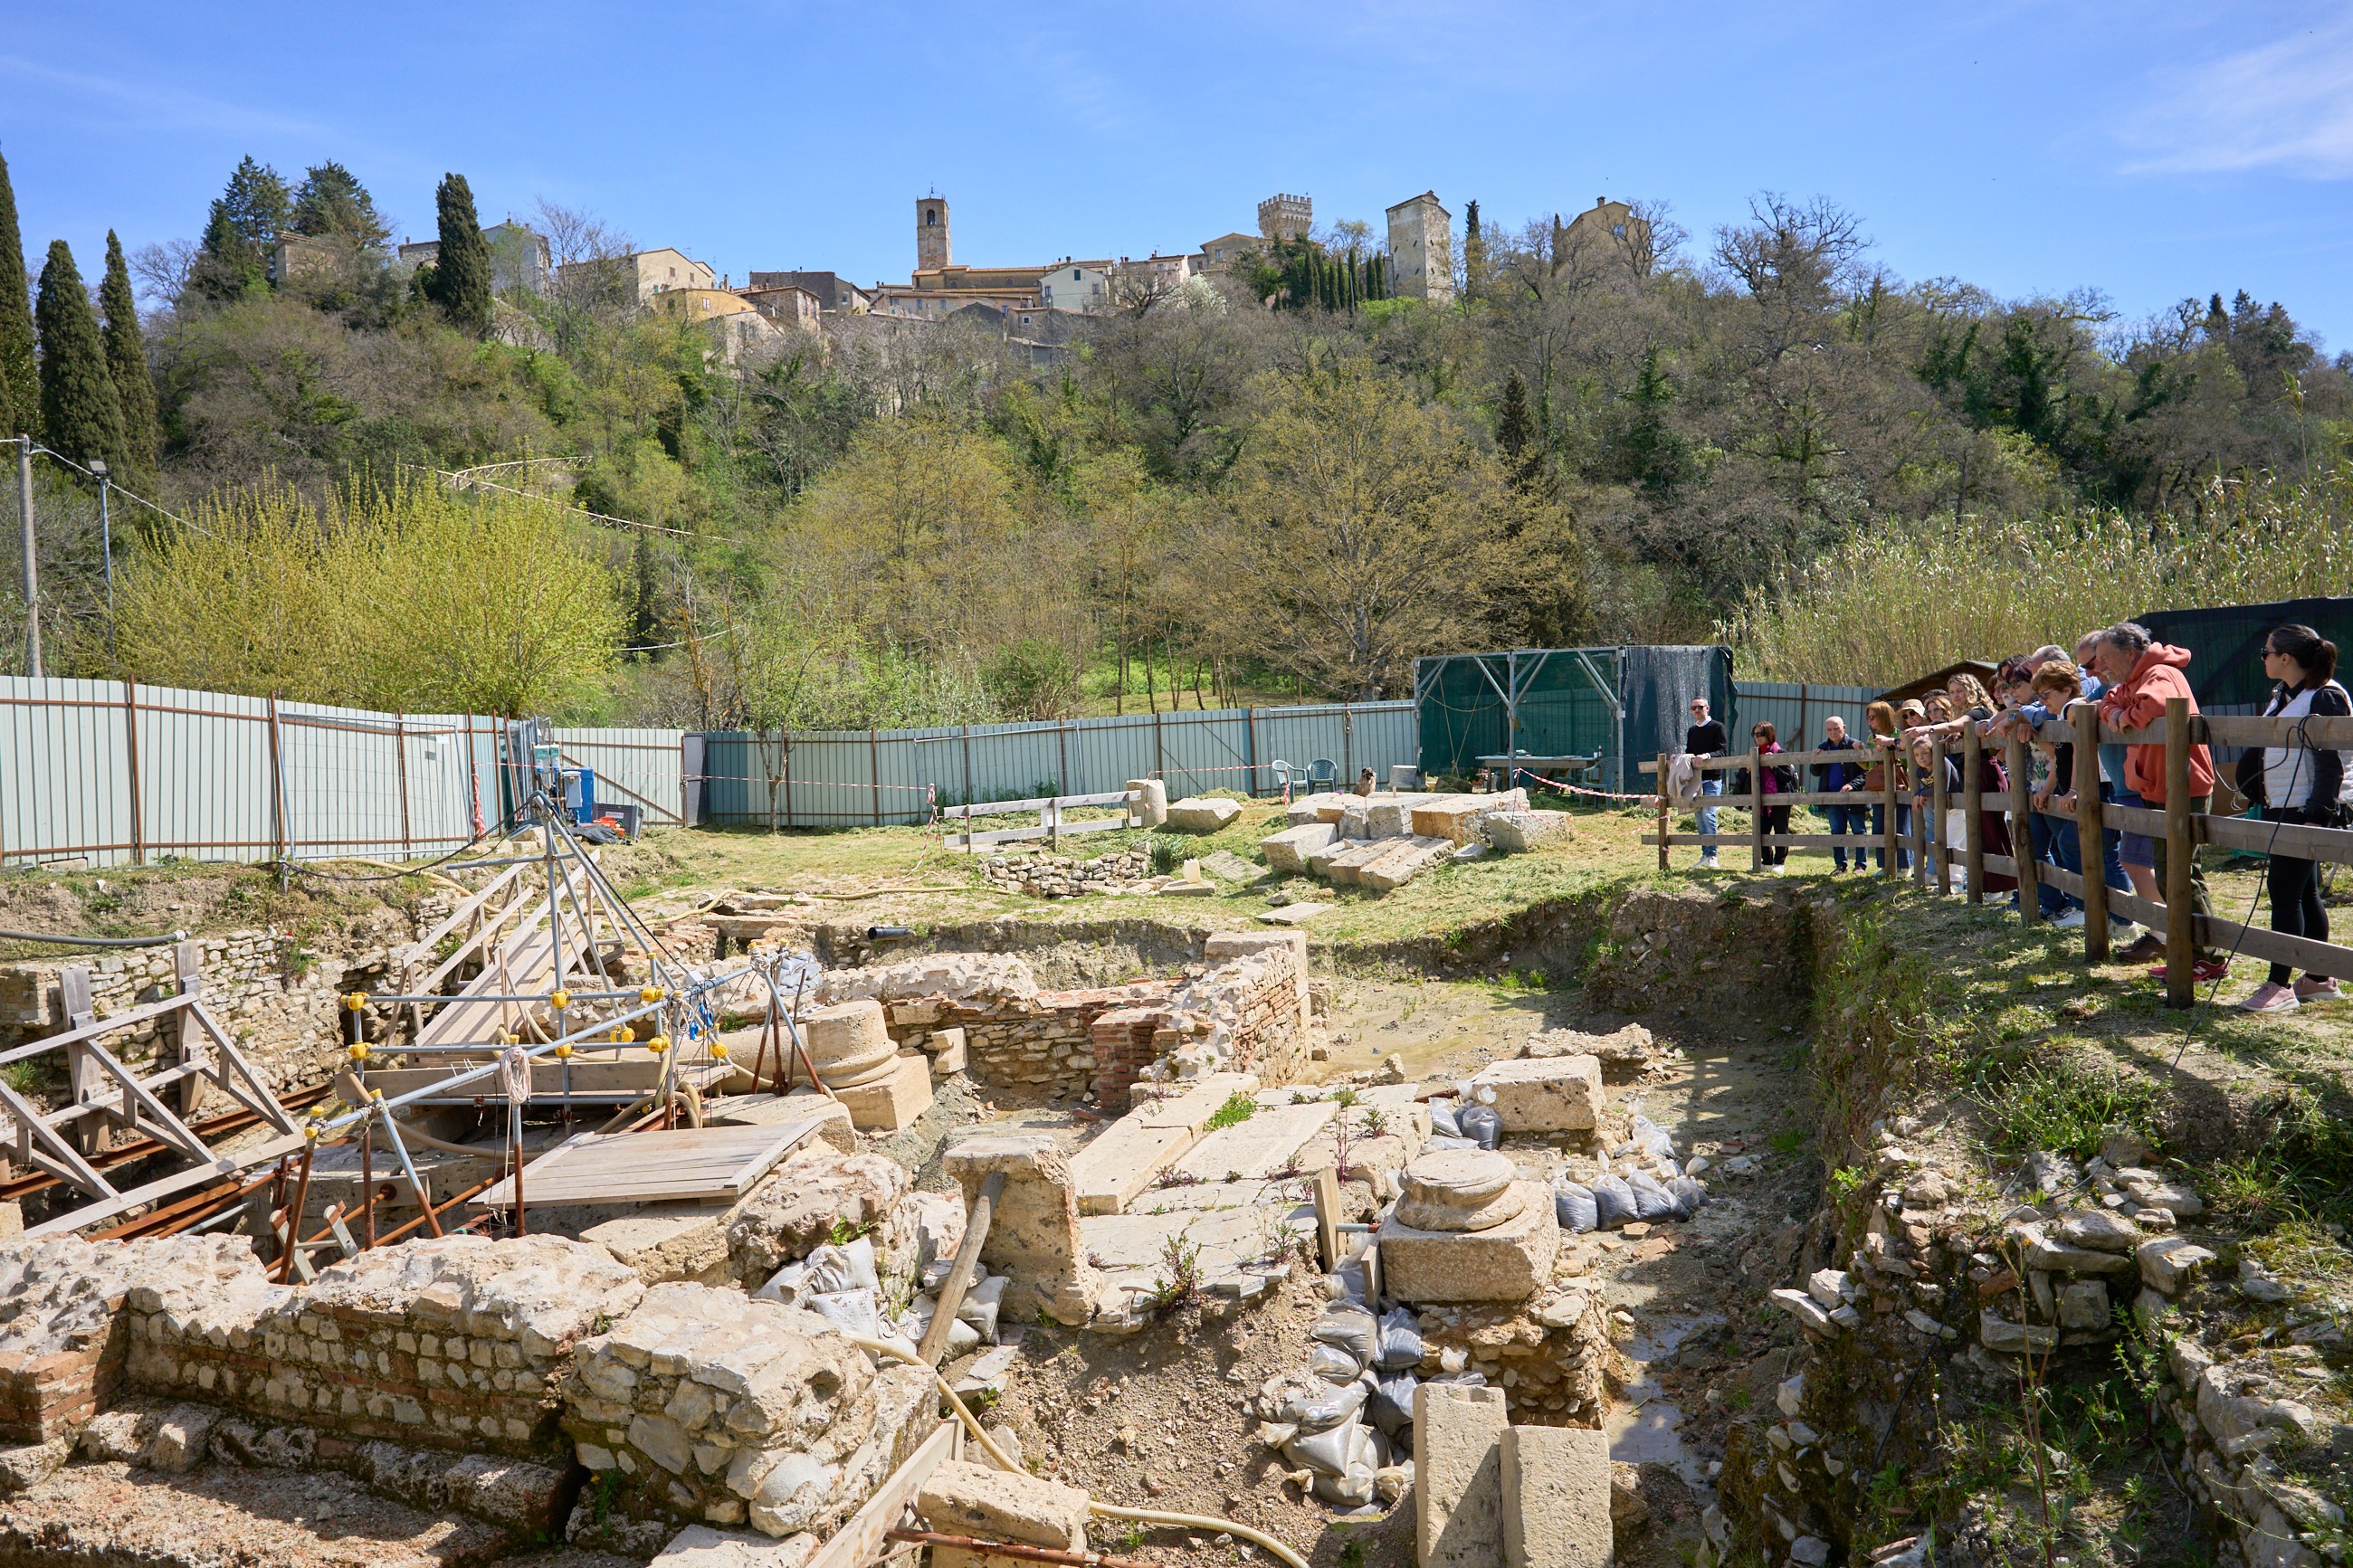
<box><xmin>920</xmin><ymin>1170</ymin><xmax>1005</xmax><ymax>1368</ymax></box>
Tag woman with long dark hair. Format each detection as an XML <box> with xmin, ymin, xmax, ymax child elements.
<box><xmin>2235</xmin><ymin>624</ymin><xmax>2350</xmax><ymax>1013</ymax></box>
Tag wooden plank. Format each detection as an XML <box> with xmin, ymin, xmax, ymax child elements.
<box><xmin>2075</xmin><ymin>701</ymin><xmax>2110</xmax><ymax>959</ymax></box>
<box><xmin>398</xmin><ymin>861</ymin><xmax>529</xmax><ymax>967</ymax></box>
<box><xmin>920</xmin><ymin>1170</ymin><xmax>1004</xmax><ymax>1368</ymax></box>
<box><xmin>1642</xmin><ymin>832</ymin><xmax>1885</xmax><ymax>849</ymax></box>
<box><xmin>0</xmin><ymin>1079</ymin><xmax>115</xmax><ymax>1198</ymax></box>
<box><xmin>0</xmin><ymin>994</ymin><xmax>189</xmax><ymax>1070</ymax></box>
<box><xmin>2166</xmin><ymin>697</ymin><xmax>2195</xmax><ymax>1009</ymax></box>
<box><xmin>2204</xmin><ymin>713</ymin><xmax>2353</xmax><ymax>749</ymax></box>
<box><xmin>2105</xmin><ymin>803</ymin><xmax>2165</xmax><ymax>838</ymax></box>
<box><xmin>803</xmin><ymin>1421</ymin><xmax>957</xmax><ymax>1568</ymax></box>
<box><xmin>948</xmin><ymin>816</ymin><xmax>1128</xmax><ymax>849</ymax></box>
<box><xmin>2198</xmin><ymin>813</ymin><xmax>2353</xmax><ymax>864</ymax></box>
<box><xmin>24</xmin><ymin>1131</ymin><xmax>306</xmax><ymax>1240</ymax></box>
<box><xmin>946</xmin><ymin>791</ymin><xmax>1129</xmax><ymax>819</ymax></box>
<box><xmin>474</xmin><ymin>1119</ymin><xmax>819</xmax><ymax>1207</ymax></box>
<box><xmin>2195</xmin><ymin>914</ymin><xmax>2353</xmax><ymax>979</ymax></box>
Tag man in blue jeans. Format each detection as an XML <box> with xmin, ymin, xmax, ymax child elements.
<box><xmin>1814</xmin><ymin>716</ymin><xmax>1869</xmax><ymax>870</ymax></box>
<box><xmin>1685</xmin><ymin>698</ymin><xmax>1728</xmax><ymax>867</ymax></box>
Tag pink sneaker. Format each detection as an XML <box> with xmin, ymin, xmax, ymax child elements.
<box><xmin>2294</xmin><ymin>976</ymin><xmax>2342</xmax><ymax>1003</ymax></box>
<box><xmin>2239</xmin><ymin>981</ymin><xmax>2300</xmax><ymax>1014</ymax></box>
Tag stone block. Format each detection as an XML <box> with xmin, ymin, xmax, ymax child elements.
<box><xmin>832</xmin><ymin>1053</ymin><xmax>934</xmax><ymax>1132</ymax></box>
<box><xmin>2053</xmin><ymin>1210</ymin><xmax>2139</xmax><ymax>1253</ymax></box>
<box><xmin>1364</xmin><ymin>794</ymin><xmax>1433</xmax><ymax>838</ymax></box>
<box><xmin>1413</xmin><ymin>793</ymin><xmax>1524</xmax><ymax>844</ymax></box>
<box><xmin>928</xmin><ymin>1030</ymin><xmax>968</xmax><ymax>1077</ymax></box>
<box><xmin>2138</xmin><ymin>1236</ymin><xmax>2216</xmax><ymax>1295</ymax></box>
<box><xmin>1069</xmin><ymin>1124</ymin><xmax>1199</xmax><ymax>1216</ymax></box>
<box><xmin>582</xmin><ymin>1207</ymin><xmax>734</xmax><ymax>1286</ymax></box>
<box><xmin>1285</xmin><ymin>796</ymin><xmax>1328</xmax><ymax>826</ymax></box>
<box><xmin>1502</xmin><ymin>1422</ymin><xmax>1613</xmax><ymax>1568</ymax></box>
<box><xmin>653</xmin><ymin>1525</ymin><xmax>819</xmax><ymax>1568</ymax></box>
<box><xmin>943</xmin><ymin>1136</ymin><xmax>1100</xmax><ymax>1326</ymax></box>
<box><xmin>1483</xmin><ymin>811</ymin><xmax>1572</xmax><ymax>853</ymax></box>
<box><xmin>1358</xmin><ymin>834</ymin><xmax>1453</xmax><ymax>891</ymax></box>
<box><xmin>1259</xmin><ymin>822</ymin><xmax>1338</xmax><ymax>873</ymax></box>
<box><xmin>915</xmin><ymin>1458</ymin><xmax>1090</xmax><ymax>1550</ymax></box>
<box><xmin>1125</xmin><ymin>778</ymin><xmax>1168</xmax><ymax>830</ymax></box>
<box><xmin>1319</xmin><ymin>837</ymin><xmax>1401</xmax><ymax>886</ymax></box>
<box><xmin>1416</xmin><ymin>1383</ymin><xmax>1509</xmax><ymax>1568</ymax></box>
<box><xmin>1378</xmin><ymin>1183</ymin><xmax>1560</xmax><ymax>1304</ymax></box>
<box><xmin>709</xmin><ymin>1092</ymin><xmax>855</xmax><ymax>1153</ymax></box>
<box><xmin>2058</xmin><ymin>1279</ymin><xmax>2111</xmax><ymax>1330</ymax></box>
<box><xmin>1165</xmin><ymin>797</ymin><xmax>1242</xmax><ymax>833</ymax></box>
<box><xmin>1470</xmin><ymin>1055</ymin><xmax>1605</xmax><ymax>1133</ymax></box>
<box><xmin>1256</xmin><ymin>903</ymin><xmax>1334</xmax><ymax>927</ymax></box>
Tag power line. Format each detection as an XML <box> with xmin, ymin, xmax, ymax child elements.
<box><xmin>428</xmin><ymin>465</ymin><xmax>740</xmax><ymax>543</ymax></box>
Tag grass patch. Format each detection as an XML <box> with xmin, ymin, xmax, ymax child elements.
<box><xmin>1202</xmin><ymin>1092</ymin><xmax>1256</xmax><ymax>1132</ymax></box>
<box><xmin>1977</xmin><ymin>1045</ymin><xmax>2160</xmax><ymax>1160</ymax></box>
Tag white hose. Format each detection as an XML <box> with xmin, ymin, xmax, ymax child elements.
<box><xmin>846</xmin><ymin>1332</ymin><xmax>1309</xmax><ymax>1568</ymax></box>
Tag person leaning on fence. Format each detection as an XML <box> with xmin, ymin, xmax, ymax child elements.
<box><xmin>1814</xmin><ymin>716</ymin><xmax>1869</xmax><ymax>871</ymax></box>
<box><xmin>2093</xmin><ymin>622</ymin><xmax>2225</xmax><ymax>981</ymax></box>
<box><xmin>2232</xmin><ymin>624</ymin><xmax>2351</xmax><ymax>1013</ymax></box>
<box><xmin>1730</xmin><ymin>721</ymin><xmax>1798</xmax><ymax>871</ymax></box>
<box><xmin>2024</xmin><ymin>660</ymin><xmax>2092</xmax><ymax>927</ymax></box>
<box><xmin>1861</xmin><ymin>700</ymin><xmax>1907</xmax><ymax>871</ymax></box>
<box><xmin>2069</xmin><ymin>632</ymin><xmax>2139</xmax><ymax>935</ymax></box>
<box><xmin>1685</xmin><ymin>697</ymin><xmax>1729</xmax><ymax>868</ymax></box>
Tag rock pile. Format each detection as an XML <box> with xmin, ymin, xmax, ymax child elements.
<box><xmin>1525</xmin><ymin>1022</ymin><xmax>1661</xmax><ymax>1079</ymax></box>
<box><xmin>977</xmin><ymin>850</ymin><xmax>1152</xmax><ymax>898</ymax></box>
<box><xmin>563</xmin><ymin>1281</ymin><xmax>934</xmax><ymax>1535</ymax></box>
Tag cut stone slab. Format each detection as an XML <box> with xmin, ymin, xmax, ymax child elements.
<box><xmin>707</xmin><ymin>1092</ymin><xmax>856</xmax><ymax>1151</ymax></box>
<box><xmin>1358</xmin><ymin>835</ymin><xmax>1455</xmax><ymax>891</ymax></box>
<box><xmin>1483</xmin><ymin>810</ymin><xmax>1573</xmax><ymax>853</ymax></box>
<box><xmin>1412</xmin><ymin>790</ymin><xmax>1529</xmax><ymax>844</ymax></box>
<box><xmin>580</xmin><ymin>1205</ymin><xmax>733</xmax><ymax>1286</ymax></box>
<box><xmin>943</xmin><ymin>1136</ymin><xmax>1100</xmax><ymax>1326</ymax></box>
<box><xmin>654</xmin><ymin>1525</ymin><xmax>819</xmax><ymax>1568</ymax></box>
<box><xmin>1284</xmin><ymin>796</ymin><xmax>1329</xmax><ymax>827</ymax></box>
<box><xmin>1260</xmin><ymin>822</ymin><xmax>1338</xmax><ymax>872</ymax></box>
<box><xmin>914</xmin><ymin>1458</ymin><xmax>1089</xmax><ymax>1551</ymax></box>
<box><xmin>929</xmin><ymin>1033</ymin><xmax>967</xmax><ymax>1077</ymax></box>
<box><xmin>1167</xmin><ymin>1100</ymin><xmax>1337</xmax><ymax>1183</ymax></box>
<box><xmin>1416</xmin><ymin>1383</ymin><xmax>1510</xmax><ymax>1568</ymax></box>
<box><xmin>1470</xmin><ymin>1054</ymin><xmax>1605</xmax><ymax>1133</ymax></box>
<box><xmin>1319</xmin><ymin>837</ymin><xmax>1406</xmax><ymax>886</ymax></box>
<box><xmin>1256</xmin><ymin>903</ymin><xmax>1335</xmax><ymax>927</ymax></box>
<box><xmin>1502</xmin><ymin>1422</ymin><xmax>1613</xmax><ymax>1568</ymax></box>
<box><xmin>832</xmin><ymin>1052</ymin><xmax>934</xmax><ymax>1132</ymax></box>
<box><xmin>1200</xmin><ymin>851</ymin><xmax>1262</xmax><ymax>882</ymax></box>
<box><xmin>1365</xmin><ymin>794</ymin><xmax>1434</xmax><ymax>838</ymax></box>
<box><xmin>1379</xmin><ymin>1182</ymin><xmax>1560</xmax><ymax>1304</ymax></box>
<box><xmin>1165</xmin><ymin>797</ymin><xmax>1243</xmax><ymax>833</ymax></box>
<box><xmin>1070</xmin><ymin>1124</ymin><xmax>1201</xmax><ymax>1216</ymax></box>
<box><xmin>1079</xmin><ymin>1205</ymin><xmax>1310</xmax><ymax>1317</ymax></box>
<box><xmin>1127</xmin><ymin>1073</ymin><xmax>1261</xmax><ymax>1130</ymax></box>
<box><xmin>1125</xmin><ymin>778</ymin><xmax>1167</xmax><ymax>829</ymax></box>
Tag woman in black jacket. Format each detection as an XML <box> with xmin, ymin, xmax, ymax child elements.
<box><xmin>2234</xmin><ymin>624</ymin><xmax>2350</xmax><ymax>1013</ymax></box>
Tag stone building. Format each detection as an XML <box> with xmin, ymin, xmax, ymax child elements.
<box><xmin>738</xmin><ymin>282</ymin><xmax>824</xmax><ymax>331</ymax></box>
<box><xmin>393</xmin><ymin>222</ymin><xmax>550</xmax><ymax>296</ymax></box>
<box><xmin>1386</xmin><ymin>191</ymin><xmax>1454</xmax><ymax>305</ymax></box>
<box><xmin>917</xmin><ymin>194</ymin><xmax>950</xmax><ymax>271</ymax></box>
<box><xmin>554</xmin><ymin>247</ymin><xmax>715</xmax><ymax>307</ymax></box>
<box><xmin>747</xmin><ymin>271</ymin><xmax>868</xmax><ymax>312</ymax></box>
<box><xmin>1258</xmin><ymin>192</ymin><xmax>1312</xmax><ymax>241</ymax></box>
<box><xmin>1555</xmin><ymin>196</ymin><xmax>1654</xmax><ymax>275</ymax></box>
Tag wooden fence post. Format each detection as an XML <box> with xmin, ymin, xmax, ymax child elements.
<box><xmin>1879</xmin><ymin>742</ymin><xmax>1899</xmax><ymax>879</ymax></box>
<box><xmin>1963</xmin><ymin>728</ymin><xmax>1986</xmax><ymax>903</ymax></box>
<box><xmin>1931</xmin><ymin>739</ymin><xmax>1952</xmax><ymax>895</ymax></box>
<box><xmin>1656</xmin><ymin>751</ymin><xmax>1671</xmax><ymax>870</ymax></box>
<box><xmin>2007</xmin><ymin>735</ymin><xmax>2039</xmax><ymax>927</ymax></box>
<box><xmin>2164</xmin><ymin>696</ymin><xmax>2194</xmax><ymax>1009</ymax></box>
<box><xmin>2074</xmin><ymin>702</ymin><xmax>2109</xmax><ymax>961</ymax></box>
<box><xmin>1748</xmin><ymin>746</ymin><xmax>1765</xmax><ymax>872</ymax></box>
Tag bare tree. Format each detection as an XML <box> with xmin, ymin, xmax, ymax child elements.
<box><xmin>129</xmin><ymin>241</ymin><xmax>201</xmax><ymax>311</ymax></box>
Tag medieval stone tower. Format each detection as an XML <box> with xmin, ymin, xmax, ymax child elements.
<box><xmin>1257</xmin><ymin>193</ymin><xmax>1312</xmax><ymax>242</ymax></box>
<box><xmin>1386</xmin><ymin>192</ymin><xmax>1454</xmax><ymax>305</ymax></box>
<box><xmin>917</xmin><ymin>195</ymin><xmax>950</xmax><ymax>271</ymax></box>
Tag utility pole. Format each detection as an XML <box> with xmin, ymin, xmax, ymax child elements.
<box><xmin>15</xmin><ymin>436</ymin><xmax>37</xmax><ymax>679</ymax></box>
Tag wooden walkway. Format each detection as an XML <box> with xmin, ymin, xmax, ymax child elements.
<box><xmin>475</xmin><ymin>1117</ymin><xmax>823</xmax><ymax>1207</ymax></box>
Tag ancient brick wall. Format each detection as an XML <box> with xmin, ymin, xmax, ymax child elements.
<box><xmin>880</xmin><ymin>983</ymin><xmax>1176</xmax><ymax>1102</ymax></box>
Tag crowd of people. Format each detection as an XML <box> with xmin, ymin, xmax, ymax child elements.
<box><xmin>1678</xmin><ymin>622</ymin><xmax>2349</xmax><ymax>1012</ymax></box>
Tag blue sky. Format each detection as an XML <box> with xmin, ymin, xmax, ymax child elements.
<box><xmin>5</xmin><ymin>1</ymin><xmax>2351</xmax><ymax>349</ymax></box>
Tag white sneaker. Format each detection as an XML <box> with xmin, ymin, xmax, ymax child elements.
<box><xmin>2052</xmin><ymin>909</ymin><xmax>2086</xmax><ymax>929</ymax></box>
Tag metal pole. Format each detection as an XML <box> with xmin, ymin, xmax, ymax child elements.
<box><xmin>376</xmin><ymin>1098</ymin><xmax>444</xmax><ymax>1237</ymax></box>
<box><xmin>16</xmin><ymin>436</ymin><xmax>38</xmax><ymax>678</ymax></box>
<box><xmin>124</xmin><ymin>679</ymin><xmax>145</xmax><ymax>866</ymax></box>
<box><xmin>98</xmin><ymin>477</ymin><xmax>115</xmax><ymax>625</ymax></box>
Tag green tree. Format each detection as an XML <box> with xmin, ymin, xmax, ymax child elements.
<box><xmin>289</xmin><ymin>161</ymin><xmax>389</xmax><ymax>248</ymax></box>
<box><xmin>195</xmin><ymin>156</ymin><xmax>290</xmax><ymax>300</ymax></box>
<box><xmin>34</xmin><ymin>240</ymin><xmax>126</xmax><ymax>473</ymax></box>
<box><xmin>1462</xmin><ymin>199</ymin><xmax>1484</xmax><ymax>299</ymax></box>
<box><xmin>0</xmin><ymin>148</ymin><xmax>37</xmax><ymax>439</ymax></box>
<box><xmin>424</xmin><ymin>174</ymin><xmax>493</xmax><ymax>335</ymax></box>
<box><xmin>1495</xmin><ymin>367</ymin><xmax>1539</xmax><ymax>487</ymax></box>
<box><xmin>99</xmin><ymin>232</ymin><xmax>158</xmax><ymax>489</ymax></box>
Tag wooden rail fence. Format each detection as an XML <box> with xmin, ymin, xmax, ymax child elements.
<box><xmin>1641</xmin><ymin>702</ymin><xmax>2353</xmax><ymax>1009</ymax></box>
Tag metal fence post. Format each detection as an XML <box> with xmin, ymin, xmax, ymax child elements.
<box><xmin>123</xmin><ymin>679</ymin><xmax>145</xmax><ymax>867</ymax></box>
<box><xmin>395</xmin><ymin>711</ymin><xmax>413</xmax><ymax>862</ymax></box>
<box><xmin>266</xmin><ymin>692</ymin><xmax>290</xmax><ymax>861</ymax></box>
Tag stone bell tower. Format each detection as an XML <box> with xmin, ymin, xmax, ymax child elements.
<box><xmin>917</xmin><ymin>195</ymin><xmax>950</xmax><ymax>271</ymax></box>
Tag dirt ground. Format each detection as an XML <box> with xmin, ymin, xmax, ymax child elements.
<box><xmin>971</xmin><ymin>977</ymin><xmax>1825</xmax><ymax>1568</ymax></box>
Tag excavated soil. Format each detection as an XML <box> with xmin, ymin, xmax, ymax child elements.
<box><xmin>976</xmin><ymin>972</ymin><xmax>1828</xmax><ymax>1568</ymax></box>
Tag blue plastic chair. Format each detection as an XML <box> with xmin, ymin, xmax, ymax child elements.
<box><xmin>1307</xmin><ymin>758</ymin><xmax>1338</xmax><ymax>794</ymax></box>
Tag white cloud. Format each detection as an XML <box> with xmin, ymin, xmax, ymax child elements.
<box><xmin>2119</xmin><ymin>14</ymin><xmax>2353</xmax><ymax>176</ymax></box>
<box><xmin>0</xmin><ymin>55</ymin><xmax>330</xmax><ymax>140</ymax></box>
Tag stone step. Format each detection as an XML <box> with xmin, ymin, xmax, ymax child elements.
<box><xmin>1068</xmin><ymin>1073</ymin><xmax>1259</xmax><ymax>1215</ymax></box>
<box><xmin>1416</xmin><ymin>1383</ymin><xmax>1510</xmax><ymax>1567</ymax></box>
<box><xmin>1167</xmin><ymin>1100</ymin><xmax>1338</xmax><ymax>1183</ymax></box>
<box><xmin>1501</xmin><ymin>1424</ymin><xmax>1613</xmax><ymax>1568</ymax></box>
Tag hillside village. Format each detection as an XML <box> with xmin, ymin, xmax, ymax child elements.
<box><xmin>353</xmin><ymin>188</ymin><xmax>1648</xmax><ymax>363</ymax></box>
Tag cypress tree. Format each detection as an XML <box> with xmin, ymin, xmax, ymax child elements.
<box><xmin>34</xmin><ymin>241</ymin><xmax>126</xmax><ymax>473</ymax></box>
<box><xmin>425</xmin><ymin>173</ymin><xmax>493</xmax><ymax>335</ymax></box>
<box><xmin>0</xmin><ymin>148</ymin><xmax>38</xmax><ymax>439</ymax></box>
<box><xmin>1496</xmin><ymin>368</ymin><xmax>1538</xmax><ymax>487</ymax></box>
<box><xmin>99</xmin><ymin>232</ymin><xmax>157</xmax><ymax>489</ymax></box>
<box><xmin>1462</xmin><ymin>200</ymin><xmax>1484</xmax><ymax>300</ymax></box>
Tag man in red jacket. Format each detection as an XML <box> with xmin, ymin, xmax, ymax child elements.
<box><xmin>2091</xmin><ymin>622</ymin><xmax>2224</xmax><ymax>978</ymax></box>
